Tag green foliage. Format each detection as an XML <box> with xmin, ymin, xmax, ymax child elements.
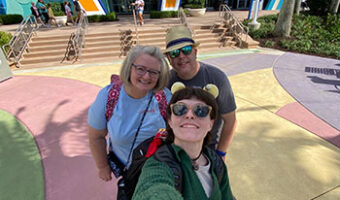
<box><xmin>150</xmin><ymin>11</ymin><xmax>178</xmax><ymax>18</ymax></box>
<box><xmin>0</xmin><ymin>14</ymin><xmax>23</xmax><ymax>25</ymax></box>
<box><xmin>182</xmin><ymin>0</ymin><xmax>205</xmax><ymax>8</ymax></box>
<box><xmin>243</xmin><ymin>13</ymin><xmax>340</xmax><ymax>59</ymax></box>
<box><xmin>243</xmin><ymin>14</ymin><xmax>277</xmax><ymax>39</ymax></box>
<box><xmin>50</xmin><ymin>2</ymin><xmax>65</xmax><ymax>15</ymax></box>
<box><xmin>87</xmin><ymin>12</ymin><xmax>117</xmax><ymax>23</ymax></box>
<box><xmin>0</xmin><ymin>31</ymin><xmax>12</xmax><ymax>52</ymax></box>
<box><xmin>264</xmin><ymin>40</ymin><xmax>275</xmax><ymax>48</ymax></box>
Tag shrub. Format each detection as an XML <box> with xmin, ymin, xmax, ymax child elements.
<box><xmin>0</xmin><ymin>14</ymin><xmax>23</xmax><ymax>25</ymax></box>
<box><xmin>306</xmin><ymin>0</ymin><xmax>330</xmax><ymax>15</ymax></box>
<box><xmin>0</xmin><ymin>31</ymin><xmax>12</xmax><ymax>52</ymax></box>
<box><xmin>150</xmin><ymin>11</ymin><xmax>178</xmax><ymax>18</ymax></box>
<box><xmin>87</xmin><ymin>12</ymin><xmax>117</xmax><ymax>23</ymax></box>
<box><xmin>51</xmin><ymin>2</ymin><xmax>65</xmax><ymax>15</ymax></box>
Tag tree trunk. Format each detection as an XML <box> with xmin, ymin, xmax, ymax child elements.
<box><xmin>294</xmin><ymin>0</ymin><xmax>302</xmax><ymax>15</ymax></box>
<box><xmin>329</xmin><ymin>0</ymin><xmax>340</xmax><ymax>14</ymax></box>
<box><xmin>274</xmin><ymin>0</ymin><xmax>295</xmax><ymax>37</ymax></box>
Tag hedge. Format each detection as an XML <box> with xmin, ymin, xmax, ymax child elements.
<box><xmin>0</xmin><ymin>14</ymin><xmax>23</xmax><ymax>25</ymax></box>
<box><xmin>150</xmin><ymin>11</ymin><xmax>178</xmax><ymax>18</ymax></box>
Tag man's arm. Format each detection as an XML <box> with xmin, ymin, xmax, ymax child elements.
<box><xmin>88</xmin><ymin>126</ymin><xmax>112</xmax><ymax>181</ymax></box>
<box><xmin>216</xmin><ymin>111</ymin><xmax>237</xmax><ymax>160</ymax></box>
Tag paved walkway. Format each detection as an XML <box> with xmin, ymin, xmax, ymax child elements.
<box><xmin>0</xmin><ymin>10</ymin><xmax>339</xmax><ymax>200</ymax></box>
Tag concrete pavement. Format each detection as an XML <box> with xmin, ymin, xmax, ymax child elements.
<box><xmin>0</xmin><ymin>10</ymin><xmax>339</xmax><ymax>200</ymax></box>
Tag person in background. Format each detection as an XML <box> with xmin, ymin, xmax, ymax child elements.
<box><xmin>36</xmin><ymin>0</ymin><xmax>49</xmax><ymax>24</ymax></box>
<box><xmin>131</xmin><ymin>0</ymin><xmax>144</xmax><ymax>25</ymax></box>
<box><xmin>164</xmin><ymin>25</ymin><xmax>237</xmax><ymax>160</ymax></box>
<box><xmin>64</xmin><ymin>1</ymin><xmax>74</xmax><ymax>26</ymax></box>
<box><xmin>88</xmin><ymin>45</ymin><xmax>171</xmax><ymax>198</ymax></box>
<box><xmin>30</xmin><ymin>2</ymin><xmax>45</xmax><ymax>26</ymax></box>
<box><xmin>47</xmin><ymin>3</ymin><xmax>59</xmax><ymax>27</ymax></box>
<box><xmin>133</xmin><ymin>86</ymin><xmax>234</xmax><ymax>199</ymax></box>
<box><xmin>73</xmin><ymin>0</ymin><xmax>82</xmax><ymax>24</ymax></box>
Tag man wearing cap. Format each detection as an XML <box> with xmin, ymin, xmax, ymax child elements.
<box><xmin>165</xmin><ymin>25</ymin><xmax>237</xmax><ymax>160</ymax></box>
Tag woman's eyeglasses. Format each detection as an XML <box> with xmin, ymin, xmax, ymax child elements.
<box><xmin>171</xmin><ymin>103</ymin><xmax>212</xmax><ymax>118</ymax></box>
<box><xmin>168</xmin><ymin>46</ymin><xmax>193</xmax><ymax>58</ymax></box>
<box><xmin>132</xmin><ymin>63</ymin><xmax>160</xmax><ymax>79</ymax></box>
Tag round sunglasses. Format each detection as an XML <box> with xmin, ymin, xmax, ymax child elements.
<box><xmin>168</xmin><ymin>45</ymin><xmax>193</xmax><ymax>58</ymax></box>
<box><xmin>170</xmin><ymin>103</ymin><xmax>212</xmax><ymax>118</ymax></box>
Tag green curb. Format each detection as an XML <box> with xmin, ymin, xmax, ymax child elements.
<box><xmin>0</xmin><ymin>110</ymin><xmax>44</xmax><ymax>200</ymax></box>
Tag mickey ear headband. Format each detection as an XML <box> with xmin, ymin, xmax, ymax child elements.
<box><xmin>170</xmin><ymin>82</ymin><xmax>219</xmax><ymax>99</ymax></box>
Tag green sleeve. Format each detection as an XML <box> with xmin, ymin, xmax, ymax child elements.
<box><xmin>220</xmin><ymin>165</ymin><xmax>234</xmax><ymax>200</ymax></box>
<box><xmin>132</xmin><ymin>157</ymin><xmax>183</xmax><ymax>200</ymax></box>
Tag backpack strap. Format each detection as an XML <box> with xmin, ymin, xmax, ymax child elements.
<box><xmin>154</xmin><ymin>90</ymin><xmax>167</xmax><ymax>120</ymax></box>
<box><xmin>105</xmin><ymin>74</ymin><xmax>168</xmax><ymax>122</ymax></box>
<box><xmin>153</xmin><ymin>144</ymin><xmax>183</xmax><ymax>194</ymax></box>
<box><xmin>105</xmin><ymin>74</ymin><xmax>123</xmax><ymax>121</ymax></box>
<box><xmin>206</xmin><ymin>147</ymin><xmax>226</xmax><ymax>185</ymax></box>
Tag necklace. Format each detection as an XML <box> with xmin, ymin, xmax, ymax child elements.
<box><xmin>191</xmin><ymin>150</ymin><xmax>202</xmax><ymax>171</ymax></box>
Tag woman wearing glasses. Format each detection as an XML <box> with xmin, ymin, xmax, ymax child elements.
<box><xmin>132</xmin><ymin>86</ymin><xmax>234</xmax><ymax>200</ymax></box>
<box><xmin>88</xmin><ymin>46</ymin><xmax>171</xmax><ymax>185</ymax></box>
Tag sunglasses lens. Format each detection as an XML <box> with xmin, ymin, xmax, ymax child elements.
<box><xmin>193</xmin><ymin>105</ymin><xmax>210</xmax><ymax>118</ymax></box>
<box><xmin>172</xmin><ymin>104</ymin><xmax>188</xmax><ymax>116</ymax></box>
<box><xmin>169</xmin><ymin>49</ymin><xmax>180</xmax><ymax>58</ymax></box>
<box><xmin>181</xmin><ymin>46</ymin><xmax>192</xmax><ymax>55</ymax></box>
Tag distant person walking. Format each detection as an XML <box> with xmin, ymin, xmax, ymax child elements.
<box><xmin>131</xmin><ymin>0</ymin><xmax>144</xmax><ymax>25</ymax></box>
<box><xmin>47</xmin><ymin>3</ymin><xmax>59</xmax><ymax>27</ymax></box>
<box><xmin>73</xmin><ymin>0</ymin><xmax>82</xmax><ymax>24</ymax></box>
<box><xmin>36</xmin><ymin>0</ymin><xmax>49</xmax><ymax>24</ymax></box>
<box><xmin>30</xmin><ymin>2</ymin><xmax>45</xmax><ymax>26</ymax></box>
<box><xmin>64</xmin><ymin>1</ymin><xmax>74</xmax><ymax>26</ymax></box>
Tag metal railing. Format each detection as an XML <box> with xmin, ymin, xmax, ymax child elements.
<box><xmin>2</xmin><ymin>15</ymin><xmax>38</xmax><ymax>67</ymax></box>
<box><xmin>218</xmin><ymin>4</ymin><xmax>249</xmax><ymax>47</ymax></box>
<box><xmin>178</xmin><ymin>7</ymin><xmax>194</xmax><ymax>36</ymax></box>
<box><xmin>131</xmin><ymin>5</ymin><xmax>139</xmax><ymax>45</ymax></box>
<box><xmin>70</xmin><ymin>10</ymin><xmax>88</xmax><ymax>62</ymax></box>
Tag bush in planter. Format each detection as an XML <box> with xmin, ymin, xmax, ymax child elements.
<box><xmin>182</xmin><ymin>0</ymin><xmax>205</xmax><ymax>8</ymax></box>
<box><xmin>0</xmin><ymin>14</ymin><xmax>23</xmax><ymax>25</ymax></box>
<box><xmin>150</xmin><ymin>11</ymin><xmax>178</xmax><ymax>18</ymax></box>
<box><xmin>88</xmin><ymin>12</ymin><xmax>117</xmax><ymax>23</ymax></box>
<box><xmin>0</xmin><ymin>31</ymin><xmax>12</xmax><ymax>52</ymax></box>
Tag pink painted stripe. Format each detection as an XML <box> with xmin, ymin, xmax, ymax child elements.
<box><xmin>0</xmin><ymin>76</ymin><xmax>117</xmax><ymax>200</ymax></box>
<box><xmin>276</xmin><ymin>102</ymin><xmax>340</xmax><ymax>147</ymax></box>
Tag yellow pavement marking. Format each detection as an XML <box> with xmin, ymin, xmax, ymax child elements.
<box><xmin>230</xmin><ymin>68</ymin><xmax>295</xmax><ymax>113</ymax></box>
<box><xmin>17</xmin><ymin>64</ymin><xmax>122</xmax><ymax>88</ymax></box>
<box><xmin>230</xmin><ymin>97</ymin><xmax>340</xmax><ymax>200</ymax></box>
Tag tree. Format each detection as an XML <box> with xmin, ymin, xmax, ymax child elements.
<box><xmin>294</xmin><ymin>0</ymin><xmax>302</xmax><ymax>15</ymax></box>
<box><xmin>329</xmin><ymin>0</ymin><xmax>340</xmax><ymax>14</ymax></box>
<box><xmin>274</xmin><ymin>0</ymin><xmax>295</xmax><ymax>37</ymax></box>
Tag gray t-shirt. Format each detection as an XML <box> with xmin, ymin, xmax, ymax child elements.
<box><xmin>168</xmin><ymin>62</ymin><xmax>236</xmax><ymax>147</ymax></box>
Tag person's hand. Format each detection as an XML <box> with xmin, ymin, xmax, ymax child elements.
<box><xmin>98</xmin><ymin>165</ymin><xmax>112</xmax><ymax>182</ymax></box>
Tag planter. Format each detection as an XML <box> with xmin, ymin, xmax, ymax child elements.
<box><xmin>55</xmin><ymin>16</ymin><xmax>67</xmax><ymax>26</ymax></box>
<box><xmin>186</xmin><ymin>8</ymin><xmax>206</xmax><ymax>17</ymax></box>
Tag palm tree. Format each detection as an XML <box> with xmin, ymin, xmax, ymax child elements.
<box><xmin>294</xmin><ymin>0</ymin><xmax>302</xmax><ymax>15</ymax></box>
<box><xmin>329</xmin><ymin>0</ymin><xmax>340</xmax><ymax>14</ymax></box>
<box><xmin>273</xmin><ymin>0</ymin><xmax>295</xmax><ymax>37</ymax></box>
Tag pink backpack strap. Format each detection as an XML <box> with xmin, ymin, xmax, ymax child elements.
<box><xmin>105</xmin><ymin>74</ymin><xmax>123</xmax><ymax>121</ymax></box>
<box><xmin>155</xmin><ymin>90</ymin><xmax>167</xmax><ymax>120</ymax></box>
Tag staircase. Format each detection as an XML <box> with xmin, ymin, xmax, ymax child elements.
<box><xmin>17</xmin><ymin>13</ymin><xmax>258</xmax><ymax>70</ymax></box>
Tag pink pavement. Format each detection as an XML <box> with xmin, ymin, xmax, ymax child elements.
<box><xmin>0</xmin><ymin>76</ymin><xmax>118</xmax><ymax>200</ymax></box>
<box><xmin>276</xmin><ymin>102</ymin><xmax>340</xmax><ymax>148</ymax></box>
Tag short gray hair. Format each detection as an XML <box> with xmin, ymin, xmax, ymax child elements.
<box><xmin>120</xmin><ymin>45</ymin><xmax>170</xmax><ymax>92</ymax></box>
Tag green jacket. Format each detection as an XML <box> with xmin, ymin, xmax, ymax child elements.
<box><xmin>132</xmin><ymin>144</ymin><xmax>234</xmax><ymax>200</ymax></box>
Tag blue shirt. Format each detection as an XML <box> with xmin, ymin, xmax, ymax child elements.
<box><xmin>88</xmin><ymin>84</ymin><xmax>171</xmax><ymax>166</ymax></box>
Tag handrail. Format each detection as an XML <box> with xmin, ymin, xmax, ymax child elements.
<box><xmin>130</xmin><ymin>4</ymin><xmax>139</xmax><ymax>45</ymax></box>
<box><xmin>178</xmin><ymin>7</ymin><xmax>194</xmax><ymax>36</ymax></box>
<box><xmin>71</xmin><ymin>10</ymin><xmax>88</xmax><ymax>62</ymax></box>
<box><xmin>218</xmin><ymin>4</ymin><xmax>249</xmax><ymax>47</ymax></box>
<box><xmin>1</xmin><ymin>15</ymin><xmax>38</xmax><ymax>67</ymax></box>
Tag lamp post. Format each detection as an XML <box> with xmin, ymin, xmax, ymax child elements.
<box><xmin>249</xmin><ymin>0</ymin><xmax>261</xmax><ymax>30</ymax></box>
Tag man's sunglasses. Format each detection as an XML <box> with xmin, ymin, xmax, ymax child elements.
<box><xmin>168</xmin><ymin>45</ymin><xmax>193</xmax><ymax>58</ymax></box>
<box><xmin>170</xmin><ymin>103</ymin><xmax>212</xmax><ymax>118</ymax></box>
